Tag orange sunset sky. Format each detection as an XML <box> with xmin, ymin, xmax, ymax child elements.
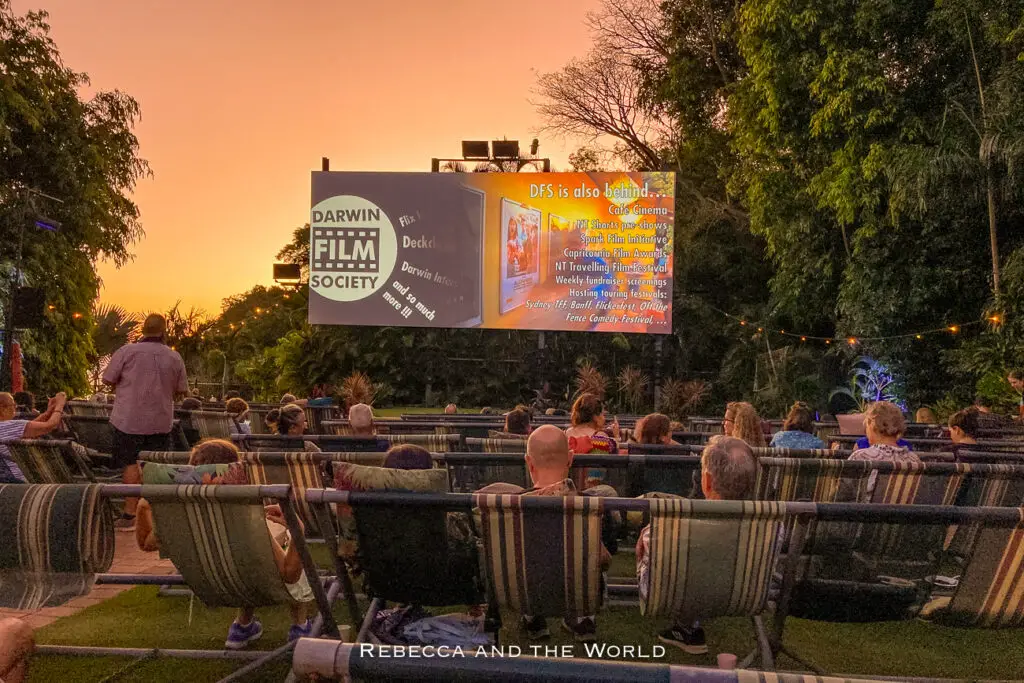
<box><xmin>11</xmin><ymin>0</ymin><xmax>602</xmax><ymax>315</ymax></box>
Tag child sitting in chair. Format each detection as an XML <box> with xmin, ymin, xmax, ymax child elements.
<box><xmin>134</xmin><ymin>439</ymin><xmax>314</xmax><ymax>650</ymax></box>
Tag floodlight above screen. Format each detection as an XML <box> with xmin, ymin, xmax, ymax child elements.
<box><xmin>308</xmin><ymin>171</ymin><xmax>675</xmax><ymax>334</ymax></box>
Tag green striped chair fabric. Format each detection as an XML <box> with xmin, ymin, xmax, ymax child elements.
<box><xmin>141</xmin><ymin>481</ymin><xmax>298</xmax><ymax>608</ymax></box>
<box><xmin>467</xmin><ymin>438</ymin><xmax>526</xmax><ymax>453</ymax></box>
<box><xmin>384</xmin><ymin>433</ymin><xmax>461</xmax><ymax>453</ymax></box>
<box><xmin>473</xmin><ymin>493</ymin><xmax>604</xmax><ymax>619</ymax></box>
<box><xmin>185</xmin><ymin>411</ymin><xmax>236</xmax><ymax>440</ymax></box>
<box><xmin>751</xmin><ymin>447</ymin><xmax>841</xmax><ymax>460</ymax></box>
<box><xmin>641</xmin><ymin>498</ymin><xmax>787</xmax><ymax>622</ymax></box>
<box><xmin>0</xmin><ymin>483</ymin><xmax>114</xmax><ymax>610</ymax></box>
<box><xmin>139</xmin><ymin>451</ymin><xmax>193</xmax><ymax>465</ymax></box>
<box><xmin>240</xmin><ymin>452</ymin><xmax>326</xmax><ymax>534</ymax></box>
<box><xmin>7</xmin><ymin>440</ymin><xmax>96</xmax><ymax>483</ymax></box>
<box><xmin>935</xmin><ymin>508</ymin><xmax>1024</xmax><ymax>628</ymax></box>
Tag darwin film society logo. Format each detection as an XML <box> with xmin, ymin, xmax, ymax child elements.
<box><xmin>310</xmin><ymin>195</ymin><xmax>398</xmax><ymax>302</ymax></box>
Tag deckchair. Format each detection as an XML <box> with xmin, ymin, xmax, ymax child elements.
<box><xmin>640</xmin><ymin>498</ymin><xmax>789</xmax><ymax>669</ymax></box>
<box><xmin>474</xmin><ymin>493</ymin><xmax>606</xmax><ymax>642</ymax></box>
<box><xmin>0</xmin><ymin>483</ymin><xmax>114</xmax><ymax>609</ymax></box>
<box><xmin>6</xmin><ymin>439</ymin><xmax>99</xmax><ymax>483</ymax></box>
<box><xmin>383</xmin><ymin>433</ymin><xmax>462</xmax><ymax>453</ymax></box>
<box><xmin>467</xmin><ymin>437</ymin><xmax>526</xmax><ymax>453</ymax></box>
<box><xmin>65</xmin><ymin>415</ymin><xmax>115</xmax><ymax>456</ymax></box>
<box><xmin>181</xmin><ymin>410</ymin><xmax>238</xmax><ymax>441</ymax></box>
<box><xmin>444</xmin><ymin>454</ymin><xmax>528</xmax><ymax>493</ymax></box>
<box><xmin>64</xmin><ymin>400</ymin><xmax>112</xmax><ymax>417</ymax></box>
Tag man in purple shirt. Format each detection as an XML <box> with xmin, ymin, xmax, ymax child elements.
<box><xmin>102</xmin><ymin>313</ymin><xmax>189</xmax><ymax>530</ymax></box>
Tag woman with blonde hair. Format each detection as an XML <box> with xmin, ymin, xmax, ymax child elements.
<box><xmin>723</xmin><ymin>402</ymin><xmax>766</xmax><ymax>447</ymax></box>
<box><xmin>850</xmin><ymin>402</ymin><xmax>919</xmax><ymax>465</ymax></box>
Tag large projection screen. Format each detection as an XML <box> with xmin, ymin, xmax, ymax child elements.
<box><xmin>308</xmin><ymin>171</ymin><xmax>675</xmax><ymax>334</ymax></box>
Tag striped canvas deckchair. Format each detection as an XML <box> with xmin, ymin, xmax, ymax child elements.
<box><xmin>6</xmin><ymin>440</ymin><xmax>96</xmax><ymax>483</ymax></box>
<box><xmin>932</xmin><ymin>508</ymin><xmax>1024</xmax><ymax>628</ymax></box>
<box><xmin>641</xmin><ymin>498</ymin><xmax>786</xmax><ymax>622</ymax></box>
<box><xmin>751</xmin><ymin>447</ymin><xmax>843</xmax><ymax>460</ymax></box>
<box><xmin>138</xmin><ymin>451</ymin><xmax>193</xmax><ymax>465</ymax></box>
<box><xmin>0</xmin><ymin>483</ymin><xmax>114</xmax><ymax>610</ymax></box>
<box><xmin>65</xmin><ymin>415</ymin><xmax>115</xmax><ymax>456</ymax></box>
<box><xmin>240</xmin><ymin>452</ymin><xmax>326</xmax><ymax>533</ymax></box>
<box><xmin>445</xmin><ymin>454</ymin><xmax>528</xmax><ymax>493</ymax></box>
<box><xmin>64</xmin><ymin>401</ymin><xmax>112</xmax><ymax>417</ymax></box>
<box><xmin>183</xmin><ymin>410</ymin><xmax>236</xmax><ymax>440</ymax></box>
<box><xmin>947</xmin><ymin>464</ymin><xmax>1024</xmax><ymax>556</ymax></box>
<box><xmin>473</xmin><ymin>493</ymin><xmax>604</xmax><ymax>619</ymax></box>
<box><xmin>756</xmin><ymin>458</ymin><xmax>870</xmax><ymax>503</ymax></box>
<box><xmin>384</xmin><ymin>433</ymin><xmax>461</xmax><ymax>453</ymax></box>
<box><xmin>142</xmin><ymin>482</ymin><xmax>298</xmax><ymax>608</ymax></box>
<box><xmin>467</xmin><ymin>438</ymin><xmax>526</xmax><ymax>454</ymax></box>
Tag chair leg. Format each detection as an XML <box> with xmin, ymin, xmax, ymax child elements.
<box><xmin>752</xmin><ymin>616</ymin><xmax>775</xmax><ymax>671</ymax></box>
<box><xmin>777</xmin><ymin>646</ymin><xmax>825</xmax><ymax>675</ymax></box>
<box><xmin>356</xmin><ymin>598</ymin><xmax>383</xmax><ymax>644</ymax></box>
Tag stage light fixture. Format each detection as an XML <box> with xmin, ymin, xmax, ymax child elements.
<box><xmin>491</xmin><ymin>140</ymin><xmax>520</xmax><ymax>160</ymax></box>
<box><xmin>461</xmin><ymin>141</ymin><xmax>490</xmax><ymax>160</ymax></box>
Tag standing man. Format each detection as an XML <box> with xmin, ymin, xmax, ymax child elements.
<box><xmin>102</xmin><ymin>313</ymin><xmax>188</xmax><ymax>530</ymax></box>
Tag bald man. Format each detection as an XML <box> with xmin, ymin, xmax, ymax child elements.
<box><xmin>477</xmin><ymin>424</ymin><xmax>616</xmax><ymax>642</ymax></box>
<box><xmin>0</xmin><ymin>391</ymin><xmax>67</xmax><ymax>482</ymax></box>
<box><xmin>444</xmin><ymin>403</ymin><xmax>458</xmax><ymax>415</ymax></box>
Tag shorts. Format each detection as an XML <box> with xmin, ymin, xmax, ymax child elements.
<box><xmin>111</xmin><ymin>428</ymin><xmax>171</xmax><ymax>468</ymax></box>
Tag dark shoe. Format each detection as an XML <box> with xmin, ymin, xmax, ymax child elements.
<box><xmin>658</xmin><ymin>626</ymin><xmax>708</xmax><ymax>654</ymax></box>
<box><xmin>225</xmin><ymin>619</ymin><xmax>263</xmax><ymax>650</ymax></box>
<box><xmin>288</xmin><ymin>618</ymin><xmax>313</xmax><ymax>641</ymax></box>
<box><xmin>561</xmin><ymin>616</ymin><xmax>597</xmax><ymax>642</ymax></box>
<box><xmin>113</xmin><ymin>514</ymin><xmax>136</xmax><ymax>532</ymax></box>
<box><xmin>521</xmin><ymin>615</ymin><xmax>550</xmax><ymax>640</ymax></box>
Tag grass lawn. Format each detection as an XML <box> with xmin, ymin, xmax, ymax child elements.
<box><xmin>28</xmin><ymin>578</ymin><xmax>1024</xmax><ymax>682</ymax></box>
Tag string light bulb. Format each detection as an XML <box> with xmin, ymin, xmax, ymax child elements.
<box><xmin>988</xmin><ymin>315</ymin><xmax>1001</xmax><ymax>324</ymax></box>
<box><xmin>948</xmin><ymin>325</ymin><xmax>959</xmax><ymax>334</ymax></box>
<box><xmin>72</xmin><ymin>312</ymin><xmax>82</xmax><ymax>319</ymax></box>
<box><xmin>739</xmin><ymin>320</ymin><xmax>747</xmax><ymax>326</ymax></box>
<box><xmin>847</xmin><ymin>337</ymin><xmax>857</xmax><ymax>346</ymax></box>
<box><xmin>800</xmin><ymin>336</ymin><xmax>807</xmax><ymax>342</ymax></box>
<box><xmin>916</xmin><ymin>334</ymin><xmax>922</xmax><ymax>340</ymax></box>
<box><xmin>757</xmin><ymin>327</ymin><xmax>763</xmax><ymax>333</ymax></box>
<box><xmin>825</xmin><ymin>339</ymin><xmax>832</xmax><ymax>345</ymax></box>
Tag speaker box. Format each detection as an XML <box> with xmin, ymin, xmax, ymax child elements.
<box><xmin>13</xmin><ymin>287</ymin><xmax>45</xmax><ymax>329</ymax></box>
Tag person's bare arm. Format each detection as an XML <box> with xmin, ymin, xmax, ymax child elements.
<box><xmin>23</xmin><ymin>393</ymin><xmax>65</xmax><ymax>438</ymax></box>
<box><xmin>265</xmin><ymin>505</ymin><xmax>304</xmax><ymax>584</ymax></box>
<box><xmin>32</xmin><ymin>396</ymin><xmax>57</xmax><ymax>423</ymax></box>
<box><xmin>135</xmin><ymin>499</ymin><xmax>160</xmax><ymax>552</ymax></box>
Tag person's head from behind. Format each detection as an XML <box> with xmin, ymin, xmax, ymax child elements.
<box><xmin>225</xmin><ymin>390</ymin><xmax>241</xmax><ymax>400</ymax></box>
<box><xmin>281</xmin><ymin>393</ymin><xmax>298</xmax><ymax>405</ymax></box>
<box><xmin>571</xmin><ymin>393</ymin><xmax>605</xmax><ymax>430</ymax></box>
<box><xmin>141</xmin><ymin>313</ymin><xmax>167</xmax><ymax>341</ymax></box>
<box><xmin>724</xmin><ymin>401</ymin><xmax>763</xmax><ymax>445</ymax></box>
<box><xmin>383</xmin><ymin>444</ymin><xmax>433</xmax><ymax>470</ymax></box>
<box><xmin>277</xmin><ymin>403</ymin><xmax>307</xmax><ymax>435</ymax></box>
<box><xmin>864</xmin><ymin>401</ymin><xmax>906</xmax><ymax>445</ymax></box>
<box><xmin>225</xmin><ymin>397</ymin><xmax>249</xmax><ymax>420</ymax></box>
<box><xmin>189</xmin><ymin>439</ymin><xmax>241</xmax><ymax>466</ymax></box>
<box><xmin>90</xmin><ymin>392</ymin><xmax>107</xmax><ymax>404</ymax></box>
<box><xmin>348</xmin><ymin>403</ymin><xmax>375</xmax><ymax>436</ymax></box>
<box><xmin>949</xmin><ymin>408</ymin><xmax>980</xmax><ymax>444</ymax></box>
<box><xmin>700</xmin><ymin>437</ymin><xmax>757</xmax><ymax>501</ymax></box>
<box><xmin>0</xmin><ymin>392</ymin><xmax>15</xmax><ymax>421</ymax></box>
<box><xmin>638</xmin><ymin>413</ymin><xmax>672</xmax><ymax>444</ymax></box>
<box><xmin>444</xmin><ymin>403</ymin><xmax>458</xmax><ymax>415</ymax></box>
<box><xmin>504</xmin><ymin>408</ymin><xmax>531</xmax><ymax>436</ymax></box>
<box><xmin>1008</xmin><ymin>369</ymin><xmax>1024</xmax><ymax>393</ymax></box>
<box><xmin>783</xmin><ymin>402</ymin><xmax>814</xmax><ymax>435</ymax></box>
<box><xmin>265</xmin><ymin>408</ymin><xmax>280</xmax><ymax>433</ymax></box>
<box><xmin>525</xmin><ymin>424</ymin><xmax>572</xmax><ymax>487</ymax></box>
<box><xmin>915</xmin><ymin>407</ymin><xmax>938</xmax><ymax>424</ymax></box>
<box><xmin>974</xmin><ymin>395</ymin><xmax>993</xmax><ymax>413</ymax></box>
<box><xmin>180</xmin><ymin>397</ymin><xmax>202</xmax><ymax>411</ymax></box>
<box><xmin>12</xmin><ymin>391</ymin><xmax>34</xmax><ymax>411</ymax></box>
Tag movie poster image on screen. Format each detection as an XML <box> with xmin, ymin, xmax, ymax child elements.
<box><xmin>546</xmin><ymin>214</ymin><xmax>579</xmax><ymax>279</ymax></box>
<box><xmin>499</xmin><ymin>198</ymin><xmax>541</xmax><ymax>314</ymax></box>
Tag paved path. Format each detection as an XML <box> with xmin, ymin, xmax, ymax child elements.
<box><xmin>0</xmin><ymin>531</ymin><xmax>174</xmax><ymax>630</ymax></box>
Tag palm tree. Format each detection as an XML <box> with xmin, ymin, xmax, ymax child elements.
<box><xmin>89</xmin><ymin>304</ymin><xmax>139</xmax><ymax>390</ymax></box>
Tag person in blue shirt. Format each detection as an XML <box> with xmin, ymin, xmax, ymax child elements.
<box><xmin>770</xmin><ymin>402</ymin><xmax>826</xmax><ymax>449</ymax></box>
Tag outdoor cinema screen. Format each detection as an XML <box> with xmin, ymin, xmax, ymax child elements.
<box><xmin>308</xmin><ymin>171</ymin><xmax>675</xmax><ymax>334</ymax></box>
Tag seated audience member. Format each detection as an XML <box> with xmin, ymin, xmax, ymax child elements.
<box><xmin>722</xmin><ymin>402</ymin><xmax>766</xmax><ymax>447</ymax></box>
<box><xmin>90</xmin><ymin>392</ymin><xmax>107</xmax><ymax>404</ymax></box>
<box><xmin>948</xmin><ymin>408</ymin><xmax>980</xmax><ymax>446</ymax></box>
<box><xmin>477</xmin><ymin>425</ymin><xmax>616</xmax><ymax>642</ymax></box>
<box><xmin>480</xmin><ymin>407</ymin><xmax>495</xmax><ymax>415</ymax></box>
<box><xmin>1007</xmin><ymin>369</ymin><xmax>1024</xmax><ymax>420</ymax></box>
<box><xmin>565</xmin><ymin>393</ymin><xmax>619</xmax><ymax>489</ymax></box>
<box><xmin>276</xmin><ymin>403</ymin><xmax>320</xmax><ymax>452</ymax></box>
<box><xmin>180</xmin><ymin>397</ymin><xmax>203</xmax><ymax>411</ymax></box>
<box><xmin>636</xmin><ymin>437</ymin><xmax>758</xmax><ymax>654</ymax></box>
<box><xmin>12</xmin><ymin>392</ymin><xmax>37</xmax><ymax>417</ymax></box>
<box><xmin>0</xmin><ymin>392</ymin><xmax>67</xmax><ymax>483</ymax></box>
<box><xmin>444</xmin><ymin>403</ymin><xmax>458</xmax><ymax>415</ymax></box>
<box><xmin>135</xmin><ymin>439</ymin><xmax>311</xmax><ymax>648</ymax></box>
<box><xmin>348</xmin><ymin>403</ymin><xmax>376</xmax><ymax>436</ymax></box>
<box><xmin>225</xmin><ymin>397</ymin><xmax>251</xmax><ymax>435</ymax></box>
<box><xmin>224</xmin><ymin>390</ymin><xmax>241</xmax><ymax>400</ymax></box>
<box><xmin>914</xmin><ymin>407</ymin><xmax>938</xmax><ymax>424</ymax></box>
<box><xmin>636</xmin><ymin>413</ymin><xmax>676</xmax><ymax>445</ymax></box>
<box><xmin>770</xmin><ymin>402</ymin><xmax>826</xmax><ymax>449</ymax></box>
<box><xmin>383</xmin><ymin>443</ymin><xmax>433</xmax><ymax>470</ymax></box>
<box><xmin>974</xmin><ymin>395</ymin><xmax>1014</xmax><ymax>429</ymax></box>
<box><xmin>0</xmin><ymin>618</ymin><xmax>33</xmax><ymax>683</ymax></box>
<box><xmin>850</xmin><ymin>402</ymin><xmax>920</xmax><ymax>465</ymax></box>
<box><xmin>501</xmin><ymin>408</ymin><xmax>532</xmax><ymax>437</ymax></box>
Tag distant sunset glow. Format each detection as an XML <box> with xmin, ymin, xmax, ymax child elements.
<box><xmin>12</xmin><ymin>0</ymin><xmax>601</xmax><ymax>314</ymax></box>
